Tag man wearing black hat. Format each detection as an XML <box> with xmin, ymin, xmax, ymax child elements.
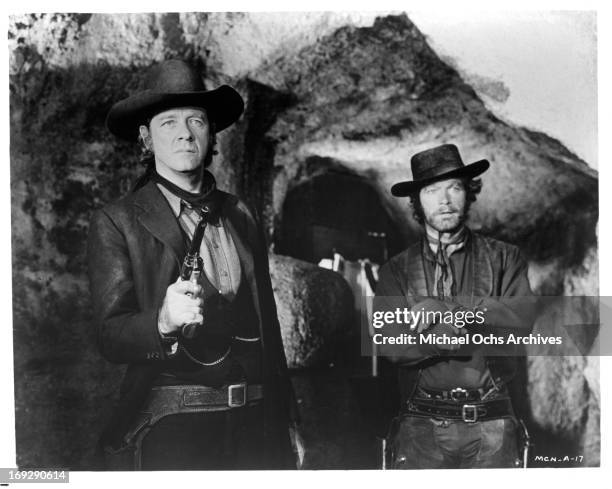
<box><xmin>88</xmin><ymin>60</ymin><xmax>295</xmax><ymax>470</ymax></box>
<box><xmin>375</xmin><ymin>144</ymin><xmax>536</xmax><ymax>469</ymax></box>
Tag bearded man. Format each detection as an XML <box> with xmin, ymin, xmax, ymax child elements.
<box><xmin>375</xmin><ymin>144</ymin><xmax>537</xmax><ymax>469</ymax></box>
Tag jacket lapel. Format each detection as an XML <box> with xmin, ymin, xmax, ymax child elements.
<box><xmin>133</xmin><ymin>182</ymin><xmax>185</xmax><ymax>265</ymax></box>
<box><xmin>404</xmin><ymin>239</ymin><xmax>430</xmax><ymax>297</ymax></box>
<box><xmin>470</xmin><ymin>232</ymin><xmax>494</xmax><ymax>297</ymax></box>
<box><xmin>222</xmin><ymin>197</ymin><xmax>265</xmax><ymax>344</ymax></box>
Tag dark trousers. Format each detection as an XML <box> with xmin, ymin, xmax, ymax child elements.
<box><xmin>140</xmin><ymin>404</ymin><xmax>268</xmax><ymax>470</ymax></box>
<box><xmin>388</xmin><ymin>415</ymin><xmax>521</xmax><ymax>469</ymax></box>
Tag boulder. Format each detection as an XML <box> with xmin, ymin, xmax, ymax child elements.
<box><xmin>269</xmin><ymin>254</ymin><xmax>354</xmax><ymax>368</ymax></box>
<box><xmin>525</xmin><ymin>244</ymin><xmax>599</xmax><ymax>466</ymax></box>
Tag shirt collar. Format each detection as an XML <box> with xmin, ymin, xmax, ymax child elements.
<box><xmin>157</xmin><ymin>184</ymin><xmax>182</xmax><ymax>217</ymax></box>
<box><xmin>422</xmin><ymin>225</ymin><xmax>470</xmax><ymax>261</ymax></box>
<box><xmin>156</xmin><ymin>183</ymin><xmax>223</xmax><ymax>226</ymax></box>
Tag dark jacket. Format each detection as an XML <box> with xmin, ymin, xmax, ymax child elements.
<box><xmin>87</xmin><ymin>181</ymin><xmax>293</xmax><ymax>464</ymax></box>
<box><xmin>374</xmin><ymin>230</ymin><xmax>537</xmax><ymax>401</ymax></box>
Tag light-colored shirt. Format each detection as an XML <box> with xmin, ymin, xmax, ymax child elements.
<box><xmin>157</xmin><ymin>184</ymin><xmax>242</xmax><ymax>300</ymax></box>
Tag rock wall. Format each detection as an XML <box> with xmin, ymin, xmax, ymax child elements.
<box><xmin>526</xmin><ymin>243</ymin><xmax>600</xmax><ymax>466</ymax></box>
<box><xmin>10</xmin><ymin>12</ymin><xmax>598</xmax><ymax>469</ymax></box>
<box><xmin>253</xmin><ymin>16</ymin><xmax>597</xmax><ymax>273</ymax></box>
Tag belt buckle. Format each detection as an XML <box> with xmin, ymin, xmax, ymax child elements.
<box><xmin>462</xmin><ymin>404</ymin><xmax>478</xmax><ymax>423</ymax></box>
<box><xmin>228</xmin><ymin>382</ymin><xmax>247</xmax><ymax>408</ymax></box>
<box><xmin>450</xmin><ymin>387</ymin><xmax>469</xmax><ymax>401</ymax></box>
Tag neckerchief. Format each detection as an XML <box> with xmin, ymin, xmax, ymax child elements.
<box><xmin>151</xmin><ymin>169</ymin><xmax>222</xmax><ymax>224</ymax></box>
<box><xmin>425</xmin><ymin>223</ymin><xmax>467</xmax><ymax>299</ymax></box>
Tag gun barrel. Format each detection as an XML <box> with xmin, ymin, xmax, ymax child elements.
<box><xmin>188</xmin><ymin>215</ymin><xmax>207</xmax><ymax>255</ymax></box>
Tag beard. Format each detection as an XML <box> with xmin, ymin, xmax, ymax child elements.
<box><xmin>424</xmin><ymin>209</ymin><xmax>467</xmax><ymax>233</ymax></box>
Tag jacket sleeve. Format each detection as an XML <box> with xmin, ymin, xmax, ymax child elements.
<box><xmin>471</xmin><ymin>245</ymin><xmax>538</xmax><ymax>332</ymax></box>
<box><xmin>374</xmin><ymin>260</ymin><xmax>447</xmax><ymax>365</ymax></box>
<box><xmin>88</xmin><ymin>208</ymin><xmax>168</xmax><ymax>364</ymax></box>
<box><xmin>239</xmin><ymin>201</ymin><xmax>300</xmax><ymax>425</ymax></box>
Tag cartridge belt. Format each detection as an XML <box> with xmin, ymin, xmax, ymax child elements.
<box><xmin>404</xmin><ymin>397</ymin><xmax>514</xmax><ymax>423</ymax></box>
<box><xmin>416</xmin><ymin>384</ymin><xmax>501</xmax><ymax>402</ymax></box>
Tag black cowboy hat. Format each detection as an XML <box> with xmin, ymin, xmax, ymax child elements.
<box><xmin>391</xmin><ymin>144</ymin><xmax>489</xmax><ymax>196</ymax></box>
<box><xmin>106</xmin><ymin>59</ymin><xmax>244</xmax><ymax>141</ymax></box>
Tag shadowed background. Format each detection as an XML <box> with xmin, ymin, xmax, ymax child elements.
<box><xmin>9</xmin><ymin>12</ymin><xmax>598</xmax><ymax>469</ymax></box>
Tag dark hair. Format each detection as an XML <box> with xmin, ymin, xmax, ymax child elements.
<box><xmin>137</xmin><ymin>116</ymin><xmax>155</xmax><ymax>168</ymax></box>
<box><xmin>408</xmin><ymin>178</ymin><xmax>483</xmax><ymax>224</ymax></box>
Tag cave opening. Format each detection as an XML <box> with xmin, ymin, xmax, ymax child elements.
<box><xmin>275</xmin><ymin>170</ymin><xmax>402</xmax><ymax>266</ymax></box>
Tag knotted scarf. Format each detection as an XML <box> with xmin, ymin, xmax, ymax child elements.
<box><xmin>151</xmin><ymin>169</ymin><xmax>223</xmax><ymax>224</ymax></box>
<box><xmin>425</xmin><ymin>224</ymin><xmax>467</xmax><ymax>299</ymax></box>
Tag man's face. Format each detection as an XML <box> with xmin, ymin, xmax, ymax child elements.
<box><xmin>141</xmin><ymin>106</ymin><xmax>212</xmax><ymax>176</ymax></box>
<box><xmin>418</xmin><ymin>178</ymin><xmax>467</xmax><ymax>233</ymax></box>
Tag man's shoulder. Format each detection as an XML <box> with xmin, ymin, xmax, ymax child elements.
<box><xmin>95</xmin><ymin>184</ymin><xmax>249</xmax><ymax>221</ymax></box>
<box><xmin>217</xmin><ymin>190</ymin><xmax>260</xmax><ymax>227</ymax></box>
<box><xmin>94</xmin><ymin>184</ymin><xmax>151</xmax><ymax>223</ymax></box>
<box><xmin>217</xmin><ymin>189</ymin><xmax>250</xmax><ymax>216</ymax></box>
<box><xmin>471</xmin><ymin>231</ymin><xmax>522</xmax><ymax>256</ymax></box>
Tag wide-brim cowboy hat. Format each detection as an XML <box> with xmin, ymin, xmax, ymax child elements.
<box><xmin>391</xmin><ymin>143</ymin><xmax>489</xmax><ymax>196</ymax></box>
<box><xmin>106</xmin><ymin>59</ymin><xmax>244</xmax><ymax>141</ymax></box>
